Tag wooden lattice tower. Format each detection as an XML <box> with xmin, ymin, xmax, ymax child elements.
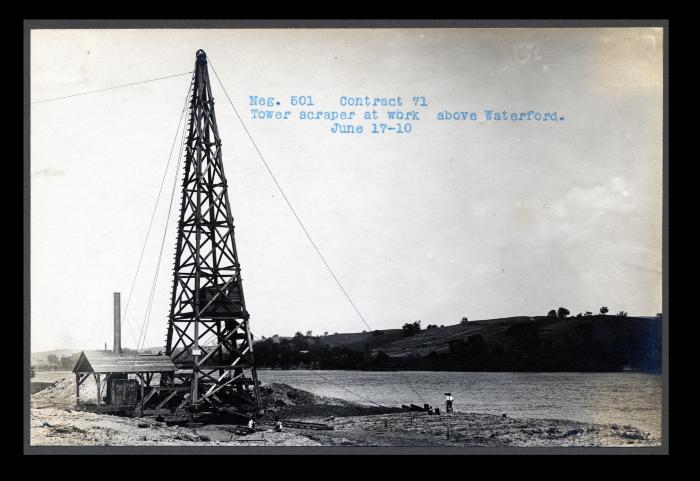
<box><xmin>165</xmin><ymin>49</ymin><xmax>261</xmax><ymax>412</ymax></box>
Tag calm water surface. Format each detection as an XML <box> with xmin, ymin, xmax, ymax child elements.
<box><xmin>257</xmin><ymin>370</ymin><xmax>662</xmax><ymax>438</ymax></box>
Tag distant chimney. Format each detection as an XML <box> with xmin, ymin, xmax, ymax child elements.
<box><xmin>113</xmin><ymin>292</ymin><xmax>121</xmax><ymax>355</ymax></box>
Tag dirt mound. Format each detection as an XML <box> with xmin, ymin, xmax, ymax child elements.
<box><xmin>32</xmin><ymin>376</ymin><xmax>98</xmax><ymax>407</ymax></box>
<box><xmin>259</xmin><ymin>382</ymin><xmax>401</xmax><ymax>419</ymax></box>
<box><xmin>260</xmin><ymin>383</ymin><xmax>355</xmax><ymax>408</ymax></box>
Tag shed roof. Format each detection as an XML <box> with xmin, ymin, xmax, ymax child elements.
<box><xmin>72</xmin><ymin>350</ymin><xmax>176</xmax><ymax>374</ymax></box>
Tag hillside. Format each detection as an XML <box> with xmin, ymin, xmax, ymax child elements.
<box><xmin>315</xmin><ymin>329</ymin><xmax>405</xmax><ymax>351</ymax></box>
<box><xmin>365</xmin><ymin>315</ymin><xmax>662</xmax><ymax>372</ymax></box>
<box><xmin>32</xmin><ymin>315</ymin><xmax>662</xmax><ymax>373</ymax></box>
<box><xmin>253</xmin><ymin>315</ymin><xmax>662</xmax><ymax>372</ymax></box>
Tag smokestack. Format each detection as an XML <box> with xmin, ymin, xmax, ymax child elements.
<box><xmin>113</xmin><ymin>292</ymin><xmax>121</xmax><ymax>355</ymax></box>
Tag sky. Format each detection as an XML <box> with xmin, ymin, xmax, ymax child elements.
<box><xmin>30</xmin><ymin>27</ymin><xmax>664</xmax><ymax>352</ymax></box>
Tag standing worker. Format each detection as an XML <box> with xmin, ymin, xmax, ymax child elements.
<box><xmin>247</xmin><ymin>417</ymin><xmax>256</xmax><ymax>433</ymax></box>
<box><xmin>445</xmin><ymin>392</ymin><xmax>454</xmax><ymax>413</ymax></box>
<box><xmin>274</xmin><ymin>416</ymin><xmax>283</xmax><ymax>432</ymax></box>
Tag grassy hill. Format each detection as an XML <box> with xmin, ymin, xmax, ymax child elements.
<box><xmin>31</xmin><ymin>349</ymin><xmax>82</xmax><ymax>366</ymax></box>
<box><xmin>254</xmin><ymin>315</ymin><xmax>662</xmax><ymax>372</ymax></box>
<box><xmin>363</xmin><ymin>315</ymin><xmax>662</xmax><ymax>372</ymax></box>
<box><xmin>315</xmin><ymin>329</ymin><xmax>405</xmax><ymax>351</ymax></box>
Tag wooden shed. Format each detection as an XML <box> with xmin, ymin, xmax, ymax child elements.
<box><xmin>73</xmin><ymin>350</ymin><xmax>176</xmax><ymax>410</ymax></box>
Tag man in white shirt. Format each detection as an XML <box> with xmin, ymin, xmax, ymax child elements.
<box><xmin>445</xmin><ymin>393</ymin><xmax>454</xmax><ymax>413</ymax></box>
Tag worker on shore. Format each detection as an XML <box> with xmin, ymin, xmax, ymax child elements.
<box><xmin>445</xmin><ymin>392</ymin><xmax>454</xmax><ymax>413</ymax></box>
<box><xmin>247</xmin><ymin>417</ymin><xmax>256</xmax><ymax>433</ymax></box>
<box><xmin>274</xmin><ymin>416</ymin><xmax>283</xmax><ymax>432</ymax></box>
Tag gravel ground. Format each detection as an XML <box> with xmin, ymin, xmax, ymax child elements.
<box><xmin>30</xmin><ymin>375</ymin><xmax>659</xmax><ymax>447</ymax></box>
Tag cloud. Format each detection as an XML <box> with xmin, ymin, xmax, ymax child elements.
<box><xmin>553</xmin><ymin>177</ymin><xmax>636</xmax><ymax>217</ymax></box>
<box><xmin>536</xmin><ymin>177</ymin><xmax>639</xmax><ymax>242</ymax></box>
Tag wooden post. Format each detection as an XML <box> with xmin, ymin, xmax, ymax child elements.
<box><xmin>138</xmin><ymin>374</ymin><xmax>145</xmax><ymax>416</ymax></box>
<box><xmin>96</xmin><ymin>373</ymin><xmax>101</xmax><ymax>406</ymax></box>
<box><xmin>75</xmin><ymin>373</ymin><xmax>80</xmax><ymax>405</ymax></box>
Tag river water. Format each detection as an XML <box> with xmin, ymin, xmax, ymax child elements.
<box><xmin>257</xmin><ymin>370</ymin><xmax>663</xmax><ymax>438</ymax></box>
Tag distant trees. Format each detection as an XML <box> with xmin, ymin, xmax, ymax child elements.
<box><xmin>426</xmin><ymin>324</ymin><xmax>438</xmax><ymax>330</ymax></box>
<box><xmin>372</xmin><ymin>330</ymin><xmax>384</xmax><ymax>336</ymax></box>
<box><xmin>402</xmin><ymin>321</ymin><xmax>422</xmax><ymax>337</ymax></box>
<box><xmin>460</xmin><ymin>317</ymin><xmax>469</xmax><ymax>325</ymax></box>
<box><xmin>542</xmin><ymin>307</ymin><xmax>629</xmax><ymax>318</ymax></box>
<box><xmin>47</xmin><ymin>354</ymin><xmax>58</xmax><ymax>365</ymax></box>
<box><xmin>324</xmin><ymin>331</ymin><xmax>329</xmax><ymax>336</ymax></box>
<box><xmin>291</xmin><ymin>332</ymin><xmax>310</xmax><ymax>351</ymax></box>
<box><xmin>60</xmin><ymin>356</ymin><xmax>74</xmax><ymax>370</ymax></box>
<box><xmin>543</xmin><ymin>306</ymin><xmax>630</xmax><ymax>319</ymax></box>
<box><xmin>30</xmin><ymin>365</ymin><xmax>36</xmax><ymax>378</ymax></box>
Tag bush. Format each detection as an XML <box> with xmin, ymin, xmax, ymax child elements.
<box><xmin>402</xmin><ymin>321</ymin><xmax>422</xmax><ymax>337</ymax></box>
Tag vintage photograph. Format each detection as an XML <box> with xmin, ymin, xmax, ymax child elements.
<box><xmin>26</xmin><ymin>21</ymin><xmax>667</xmax><ymax>452</ymax></box>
